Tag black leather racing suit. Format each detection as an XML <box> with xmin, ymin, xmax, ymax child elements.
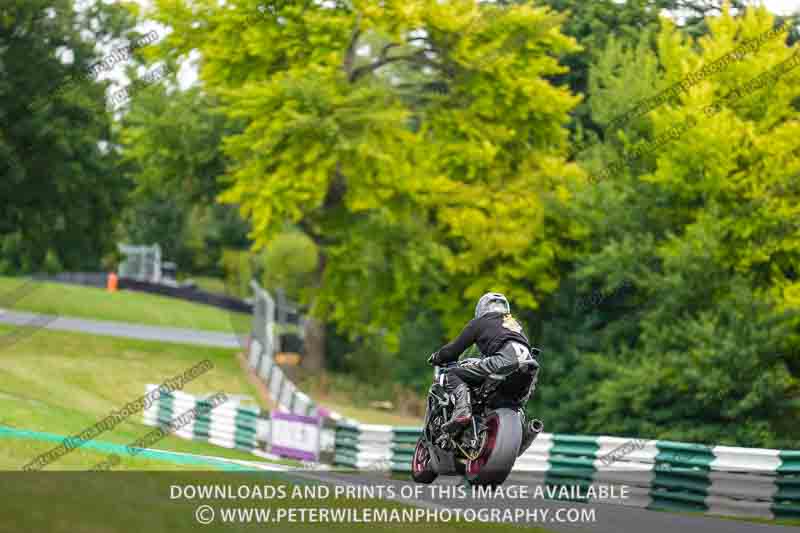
<box><xmin>432</xmin><ymin>312</ymin><xmax>539</xmax><ymax>431</ymax></box>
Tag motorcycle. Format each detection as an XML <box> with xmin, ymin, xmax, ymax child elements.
<box><xmin>411</xmin><ymin>347</ymin><xmax>544</xmax><ymax>487</ymax></box>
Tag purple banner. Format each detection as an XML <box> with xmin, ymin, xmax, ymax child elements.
<box><xmin>270</xmin><ymin>410</ymin><xmax>321</xmax><ymax>462</ymax></box>
<box><xmin>272</xmin><ymin>410</ymin><xmax>320</xmax><ymax>425</ymax></box>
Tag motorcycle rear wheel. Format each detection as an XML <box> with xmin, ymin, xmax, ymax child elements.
<box><xmin>465</xmin><ymin>408</ymin><xmax>522</xmax><ymax>487</ymax></box>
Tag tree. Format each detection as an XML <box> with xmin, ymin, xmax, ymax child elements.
<box><xmin>0</xmin><ymin>1</ymin><xmax>139</xmax><ymax>272</ymax></box>
<box><xmin>539</xmin><ymin>0</ymin><xmax>799</xmax><ymax>155</ymax></box>
<box><xmin>537</xmin><ymin>0</ymin><xmax>669</xmax><ymax>140</ymax></box>
<box><xmin>530</xmin><ymin>4</ymin><xmax>800</xmax><ymax>447</ymax></box>
<box><xmin>116</xmin><ymin>85</ymin><xmax>251</xmax><ymax>274</ymax></box>
<box><xmin>148</xmin><ymin>0</ymin><xmax>584</xmax><ymax>370</ymax></box>
<box><xmin>117</xmin><ymin>86</ymin><xmax>233</xmax><ymax>205</ymax></box>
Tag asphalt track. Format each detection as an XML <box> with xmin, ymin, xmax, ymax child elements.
<box><xmin>278</xmin><ymin>468</ymin><xmax>800</xmax><ymax>533</ymax></box>
<box><xmin>0</xmin><ymin>309</ymin><xmax>242</xmax><ymax>348</ymax></box>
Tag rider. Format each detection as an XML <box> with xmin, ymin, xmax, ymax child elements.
<box><xmin>427</xmin><ymin>292</ymin><xmax>539</xmax><ymax>434</ymax></box>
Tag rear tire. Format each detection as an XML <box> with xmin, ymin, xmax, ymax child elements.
<box><xmin>411</xmin><ymin>438</ymin><xmax>438</xmax><ymax>484</ymax></box>
<box><xmin>465</xmin><ymin>408</ymin><xmax>522</xmax><ymax>487</ymax></box>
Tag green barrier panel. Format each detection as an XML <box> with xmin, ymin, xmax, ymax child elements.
<box><xmin>650</xmin><ymin>441</ymin><xmax>714</xmax><ymax>513</ymax></box>
<box><xmin>544</xmin><ymin>435</ymin><xmax>599</xmax><ymax>502</ymax></box>
<box><xmin>779</xmin><ymin>451</ymin><xmax>800</xmax><ymax>474</ymax></box>
<box><xmin>774</xmin><ymin>451</ymin><xmax>800</xmax><ymax>518</ymax></box>
<box><xmin>390</xmin><ymin>427</ymin><xmax>421</xmax><ymax>472</ymax></box>
<box><xmin>157</xmin><ymin>392</ymin><xmax>173</xmax><ymax>430</ymax></box>
<box><xmin>772</xmin><ymin>502</ymin><xmax>800</xmax><ymax>520</ymax></box>
<box><xmin>333</xmin><ymin>424</ymin><xmax>362</xmax><ymax>467</ymax></box>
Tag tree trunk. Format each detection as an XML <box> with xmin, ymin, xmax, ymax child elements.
<box><xmin>302</xmin><ymin>315</ymin><xmax>326</xmax><ymax>372</ymax></box>
<box><xmin>301</xmin><ymin>251</ymin><xmax>328</xmax><ymax>372</ymax></box>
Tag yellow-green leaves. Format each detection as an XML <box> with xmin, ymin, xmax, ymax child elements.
<box><xmin>151</xmin><ymin>0</ymin><xmax>582</xmax><ymax>339</ymax></box>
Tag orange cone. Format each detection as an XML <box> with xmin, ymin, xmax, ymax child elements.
<box><xmin>107</xmin><ymin>272</ymin><xmax>118</xmax><ymax>293</ymax></box>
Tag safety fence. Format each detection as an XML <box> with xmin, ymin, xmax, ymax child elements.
<box><xmin>141</xmin><ymin>385</ymin><xmax>337</xmax><ymax>460</ymax></box>
<box><xmin>333</xmin><ymin>423</ymin><xmax>394</xmax><ymax>470</ymax></box>
<box><xmin>332</xmin><ymin>421</ymin><xmax>800</xmax><ymax>520</ymax></box>
<box><xmin>247</xmin><ymin>281</ymin><xmax>347</xmax><ymax>421</ymax></box>
<box><xmin>142</xmin><ymin>384</ymin><xmax>265</xmax><ymax>454</ymax></box>
<box><xmin>118</xmin><ymin>243</ymin><xmax>162</xmax><ymax>283</ymax></box>
<box><xmin>119</xmin><ymin>277</ymin><xmax>252</xmax><ymax>314</ymax></box>
<box><xmin>515</xmin><ymin>434</ymin><xmax>800</xmax><ymax>520</ymax></box>
<box><xmin>247</xmin><ymin>335</ymin><xmax>324</xmax><ymax>417</ymax></box>
<box><xmin>140</xmin><ymin>389</ymin><xmax>799</xmax><ymax>520</ymax></box>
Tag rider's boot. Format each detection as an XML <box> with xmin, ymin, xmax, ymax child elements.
<box><xmin>442</xmin><ymin>384</ymin><xmax>472</xmax><ymax>434</ymax></box>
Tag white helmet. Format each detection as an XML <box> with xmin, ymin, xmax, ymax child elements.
<box><xmin>475</xmin><ymin>292</ymin><xmax>510</xmax><ymax>318</ymax></box>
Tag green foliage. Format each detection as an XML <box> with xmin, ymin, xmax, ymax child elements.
<box><xmin>43</xmin><ymin>249</ymin><xmax>63</xmax><ymax>275</ymax></box>
<box><xmin>150</xmin><ymin>0</ymin><xmax>583</xmax><ymax>347</ymax></box>
<box><xmin>221</xmin><ymin>249</ymin><xmax>255</xmax><ymax>300</ymax></box>
<box><xmin>184</xmin><ymin>204</ymin><xmax>251</xmax><ymax>275</ymax></box>
<box><xmin>395</xmin><ymin>311</ymin><xmax>446</xmax><ymax>392</ymax></box>
<box><xmin>0</xmin><ymin>233</ymin><xmax>25</xmax><ymax>275</ymax></box>
<box><xmin>117</xmin><ymin>87</ymin><xmax>233</xmax><ymax>205</ymax></box>
<box><xmin>0</xmin><ymin>1</ymin><xmax>137</xmax><ymax>272</ymax></box>
<box><xmin>119</xmin><ymin>196</ymin><xmax>186</xmax><ymax>265</ymax></box>
<box><xmin>529</xmin><ymin>4</ymin><xmax>800</xmax><ymax>448</ymax></box>
<box><xmin>260</xmin><ymin>230</ymin><xmax>319</xmax><ymax>297</ymax></box>
<box><xmin>538</xmin><ymin>0</ymin><xmax>668</xmax><ymax>137</ymax></box>
<box><xmin>116</xmin><ymin>82</ymin><xmax>251</xmax><ymax>276</ymax></box>
<box><xmin>591</xmin><ymin>280</ymin><xmax>798</xmax><ymax>447</ymax></box>
<box><xmin>326</xmin><ymin>308</ymin><xmax>447</xmax><ymax>393</ymax></box>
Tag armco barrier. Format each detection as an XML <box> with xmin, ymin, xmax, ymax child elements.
<box><xmin>333</xmin><ymin>421</ymin><xmax>800</xmax><ymax>520</ymax></box>
<box><xmin>249</xmin><ymin>337</ymin><xmax>322</xmax><ymax>417</ymax></box>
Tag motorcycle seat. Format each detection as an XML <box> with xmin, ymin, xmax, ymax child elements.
<box><xmin>487</xmin><ymin>357</ymin><xmax>539</xmax><ymax>381</ymax></box>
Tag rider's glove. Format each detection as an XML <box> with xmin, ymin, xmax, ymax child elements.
<box><xmin>427</xmin><ymin>352</ymin><xmax>439</xmax><ymax>367</ymax></box>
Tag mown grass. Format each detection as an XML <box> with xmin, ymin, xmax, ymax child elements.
<box><xmin>0</xmin><ymin>275</ymin><xmax>250</xmax><ymax>333</ymax></box>
<box><xmin>0</xmin><ymin>325</ymin><xmax>268</xmax><ymax>470</ymax></box>
<box><xmin>294</xmin><ymin>370</ymin><xmax>425</xmax><ymax>426</ymax></box>
<box><xmin>314</xmin><ymin>399</ymin><xmax>421</xmax><ymax>426</ymax></box>
<box><xmin>186</xmin><ymin>275</ymin><xmax>240</xmax><ymax>297</ymax></box>
<box><xmin>0</xmin><ymin>275</ymin><xmax>422</xmax><ymax>426</ymax></box>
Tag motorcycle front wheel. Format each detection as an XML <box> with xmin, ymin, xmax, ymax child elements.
<box><xmin>411</xmin><ymin>438</ymin><xmax>438</xmax><ymax>484</ymax></box>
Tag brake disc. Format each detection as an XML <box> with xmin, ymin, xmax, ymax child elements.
<box><xmin>456</xmin><ymin>429</ymin><xmax>487</xmax><ymax>461</ymax></box>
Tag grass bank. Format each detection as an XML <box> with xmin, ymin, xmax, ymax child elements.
<box><xmin>0</xmin><ymin>325</ymin><xmax>265</xmax><ymax>470</ymax></box>
<box><xmin>0</xmin><ymin>276</ymin><xmax>250</xmax><ymax>333</ymax></box>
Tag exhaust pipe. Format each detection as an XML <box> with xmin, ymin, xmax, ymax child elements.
<box><xmin>518</xmin><ymin>418</ymin><xmax>544</xmax><ymax>457</ymax></box>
